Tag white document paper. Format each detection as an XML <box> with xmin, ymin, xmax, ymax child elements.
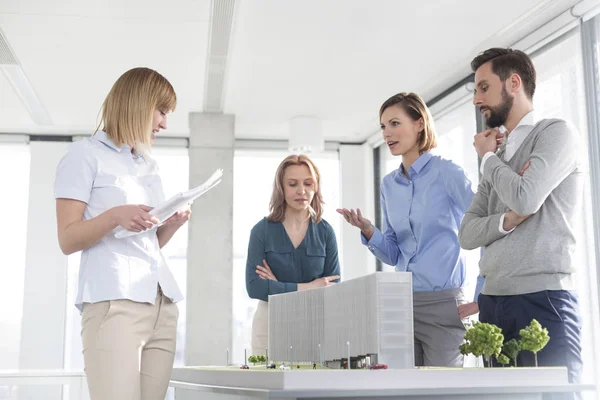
<box><xmin>114</xmin><ymin>169</ymin><xmax>223</xmax><ymax>239</ymax></box>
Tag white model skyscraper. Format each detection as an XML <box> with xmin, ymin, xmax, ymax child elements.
<box><xmin>268</xmin><ymin>272</ymin><xmax>414</xmax><ymax>369</ymax></box>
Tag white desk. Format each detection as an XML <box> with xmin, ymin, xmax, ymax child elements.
<box><xmin>0</xmin><ymin>368</ymin><xmax>593</xmax><ymax>400</ymax></box>
<box><xmin>170</xmin><ymin>367</ymin><xmax>596</xmax><ymax>400</ymax></box>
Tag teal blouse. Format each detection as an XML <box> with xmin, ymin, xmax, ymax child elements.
<box><xmin>245</xmin><ymin>217</ymin><xmax>341</xmax><ymax>302</ymax></box>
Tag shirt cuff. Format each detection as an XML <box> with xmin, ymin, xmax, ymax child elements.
<box><xmin>479</xmin><ymin>152</ymin><xmax>496</xmax><ymax>176</ymax></box>
<box><xmin>361</xmin><ymin>227</ymin><xmax>384</xmax><ymax>252</ymax></box>
<box><xmin>499</xmin><ymin>213</ymin><xmax>516</xmax><ymax>234</ymax></box>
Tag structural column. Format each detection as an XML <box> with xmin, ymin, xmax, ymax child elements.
<box><xmin>186</xmin><ymin>113</ymin><xmax>235</xmax><ymax>366</ymax></box>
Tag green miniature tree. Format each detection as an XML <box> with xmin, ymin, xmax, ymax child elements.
<box><xmin>459</xmin><ymin>342</ymin><xmax>474</xmax><ymax>357</ymax></box>
<box><xmin>258</xmin><ymin>355</ymin><xmax>266</xmax><ymax>363</ymax></box>
<box><xmin>502</xmin><ymin>339</ymin><xmax>522</xmax><ymax>367</ymax></box>
<box><xmin>248</xmin><ymin>355</ymin><xmax>258</xmax><ymax>365</ymax></box>
<box><xmin>459</xmin><ymin>322</ymin><xmax>504</xmax><ymax>367</ymax></box>
<box><xmin>496</xmin><ymin>354</ymin><xmax>510</xmax><ymax>366</ymax></box>
<box><xmin>519</xmin><ymin>319</ymin><xmax>550</xmax><ymax>367</ymax></box>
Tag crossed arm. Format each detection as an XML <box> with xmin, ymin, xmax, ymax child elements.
<box><xmin>245</xmin><ymin>225</ymin><xmax>340</xmax><ymax>302</ymax></box>
<box><xmin>464</xmin><ymin>121</ymin><xmax>579</xmax><ymax>249</ymax></box>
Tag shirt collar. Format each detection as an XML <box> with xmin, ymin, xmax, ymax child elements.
<box><xmin>93</xmin><ymin>130</ymin><xmax>125</xmax><ymax>152</ymax></box>
<box><xmin>394</xmin><ymin>151</ymin><xmax>433</xmax><ymax>181</ymax></box>
<box><xmin>93</xmin><ymin>130</ymin><xmax>146</xmax><ymax>161</ymax></box>
<box><xmin>502</xmin><ymin>110</ymin><xmax>535</xmax><ymax>134</ymax></box>
<box><xmin>409</xmin><ymin>151</ymin><xmax>434</xmax><ymax>175</ymax></box>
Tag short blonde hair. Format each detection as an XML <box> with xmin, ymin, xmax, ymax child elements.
<box><xmin>379</xmin><ymin>92</ymin><xmax>437</xmax><ymax>153</ymax></box>
<box><xmin>268</xmin><ymin>154</ymin><xmax>324</xmax><ymax>223</ymax></box>
<box><xmin>97</xmin><ymin>67</ymin><xmax>176</xmax><ymax>148</ymax></box>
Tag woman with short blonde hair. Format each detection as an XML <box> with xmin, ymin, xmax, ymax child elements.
<box><xmin>338</xmin><ymin>92</ymin><xmax>481</xmax><ymax>368</ymax></box>
<box><xmin>245</xmin><ymin>154</ymin><xmax>340</xmax><ymax>355</ymax></box>
<box><xmin>54</xmin><ymin>67</ymin><xmax>189</xmax><ymax>400</ymax></box>
<box><xmin>378</xmin><ymin>92</ymin><xmax>438</xmax><ymax>154</ymax></box>
<box><xmin>99</xmin><ymin>67</ymin><xmax>177</xmax><ymax>149</ymax></box>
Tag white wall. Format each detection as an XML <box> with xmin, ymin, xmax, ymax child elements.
<box><xmin>339</xmin><ymin>143</ymin><xmax>376</xmax><ymax>280</ymax></box>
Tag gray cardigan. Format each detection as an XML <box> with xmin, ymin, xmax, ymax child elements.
<box><xmin>458</xmin><ymin>119</ymin><xmax>584</xmax><ymax>296</ymax></box>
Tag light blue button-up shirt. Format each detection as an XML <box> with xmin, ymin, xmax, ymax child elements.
<box><xmin>54</xmin><ymin>131</ymin><xmax>183</xmax><ymax>311</ymax></box>
<box><xmin>362</xmin><ymin>152</ymin><xmax>484</xmax><ymax>301</ymax></box>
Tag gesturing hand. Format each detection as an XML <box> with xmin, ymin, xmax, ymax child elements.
<box><xmin>256</xmin><ymin>260</ymin><xmax>278</xmax><ymax>281</ymax></box>
<box><xmin>111</xmin><ymin>204</ymin><xmax>160</xmax><ymax>232</ymax></box>
<box><xmin>336</xmin><ymin>208</ymin><xmax>374</xmax><ymax>239</ymax></box>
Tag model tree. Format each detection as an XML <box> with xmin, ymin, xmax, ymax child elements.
<box><xmin>496</xmin><ymin>353</ymin><xmax>510</xmax><ymax>366</ymax></box>
<box><xmin>459</xmin><ymin>322</ymin><xmax>504</xmax><ymax>367</ymax></box>
<box><xmin>519</xmin><ymin>319</ymin><xmax>550</xmax><ymax>367</ymax></box>
<box><xmin>502</xmin><ymin>339</ymin><xmax>522</xmax><ymax>367</ymax></box>
<box><xmin>257</xmin><ymin>355</ymin><xmax>266</xmax><ymax>363</ymax></box>
<box><xmin>248</xmin><ymin>355</ymin><xmax>258</xmax><ymax>365</ymax></box>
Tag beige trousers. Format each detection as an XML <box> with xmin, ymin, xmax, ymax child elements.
<box><xmin>81</xmin><ymin>289</ymin><xmax>179</xmax><ymax>400</ymax></box>
<box><xmin>251</xmin><ymin>300</ymin><xmax>268</xmax><ymax>356</ymax></box>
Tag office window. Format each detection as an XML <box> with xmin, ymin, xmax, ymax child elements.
<box><xmin>379</xmin><ymin>144</ymin><xmax>400</xmax><ymax>177</ymax></box>
<box><xmin>152</xmin><ymin>147</ymin><xmax>190</xmax><ymax>367</ymax></box>
<box><xmin>434</xmin><ymin>97</ymin><xmax>480</xmax><ymax>304</ymax></box>
<box><xmin>0</xmin><ymin>143</ymin><xmax>30</xmax><ymax>372</ymax></box>
<box><xmin>532</xmin><ymin>29</ymin><xmax>599</xmax><ymax>385</ymax></box>
<box><xmin>232</xmin><ymin>150</ymin><xmax>341</xmax><ymax>364</ymax></box>
<box><xmin>434</xmin><ymin>100</ymin><xmax>479</xmax><ymax>190</ymax></box>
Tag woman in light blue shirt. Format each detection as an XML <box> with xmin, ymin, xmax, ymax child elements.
<box><xmin>246</xmin><ymin>154</ymin><xmax>341</xmax><ymax>355</ymax></box>
<box><xmin>338</xmin><ymin>92</ymin><xmax>483</xmax><ymax>367</ymax></box>
<box><xmin>54</xmin><ymin>68</ymin><xmax>189</xmax><ymax>400</ymax></box>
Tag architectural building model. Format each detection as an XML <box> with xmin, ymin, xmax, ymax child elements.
<box><xmin>268</xmin><ymin>272</ymin><xmax>414</xmax><ymax>369</ymax></box>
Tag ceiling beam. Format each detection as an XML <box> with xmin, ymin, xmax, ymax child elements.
<box><xmin>203</xmin><ymin>0</ymin><xmax>237</xmax><ymax>113</ymax></box>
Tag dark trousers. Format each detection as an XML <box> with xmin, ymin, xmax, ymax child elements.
<box><xmin>478</xmin><ymin>290</ymin><xmax>583</xmax><ymax>399</ymax></box>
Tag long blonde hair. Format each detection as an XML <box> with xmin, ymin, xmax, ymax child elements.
<box><xmin>97</xmin><ymin>67</ymin><xmax>176</xmax><ymax>148</ymax></box>
<box><xmin>268</xmin><ymin>154</ymin><xmax>324</xmax><ymax>223</ymax></box>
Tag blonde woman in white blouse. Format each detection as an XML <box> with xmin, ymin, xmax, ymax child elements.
<box><xmin>54</xmin><ymin>67</ymin><xmax>189</xmax><ymax>400</ymax></box>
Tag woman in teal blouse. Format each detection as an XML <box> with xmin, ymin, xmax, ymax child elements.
<box><xmin>245</xmin><ymin>154</ymin><xmax>341</xmax><ymax>355</ymax></box>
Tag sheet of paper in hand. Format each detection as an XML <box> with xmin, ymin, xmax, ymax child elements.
<box><xmin>114</xmin><ymin>168</ymin><xmax>223</xmax><ymax>239</ymax></box>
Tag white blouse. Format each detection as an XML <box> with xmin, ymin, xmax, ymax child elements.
<box><xmin>54</xmin><ymin>131</ymin><xmax>183</xmax><ymax>311</ymax></box>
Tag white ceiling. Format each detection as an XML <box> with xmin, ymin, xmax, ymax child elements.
<box><xmin>0</xmin><ymin>0</ymin><xmax>581</xmax><ymax>142</ymax></box>
<box><xmin>0</xmin><ymin>0</ymin><xmax>210</xmax><ymax>136</ymax></box>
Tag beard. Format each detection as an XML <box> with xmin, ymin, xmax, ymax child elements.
<box><xmin>483</xmin><ymin>86</ymin><xmax>514</xmax><ymax>128</ymax></box>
